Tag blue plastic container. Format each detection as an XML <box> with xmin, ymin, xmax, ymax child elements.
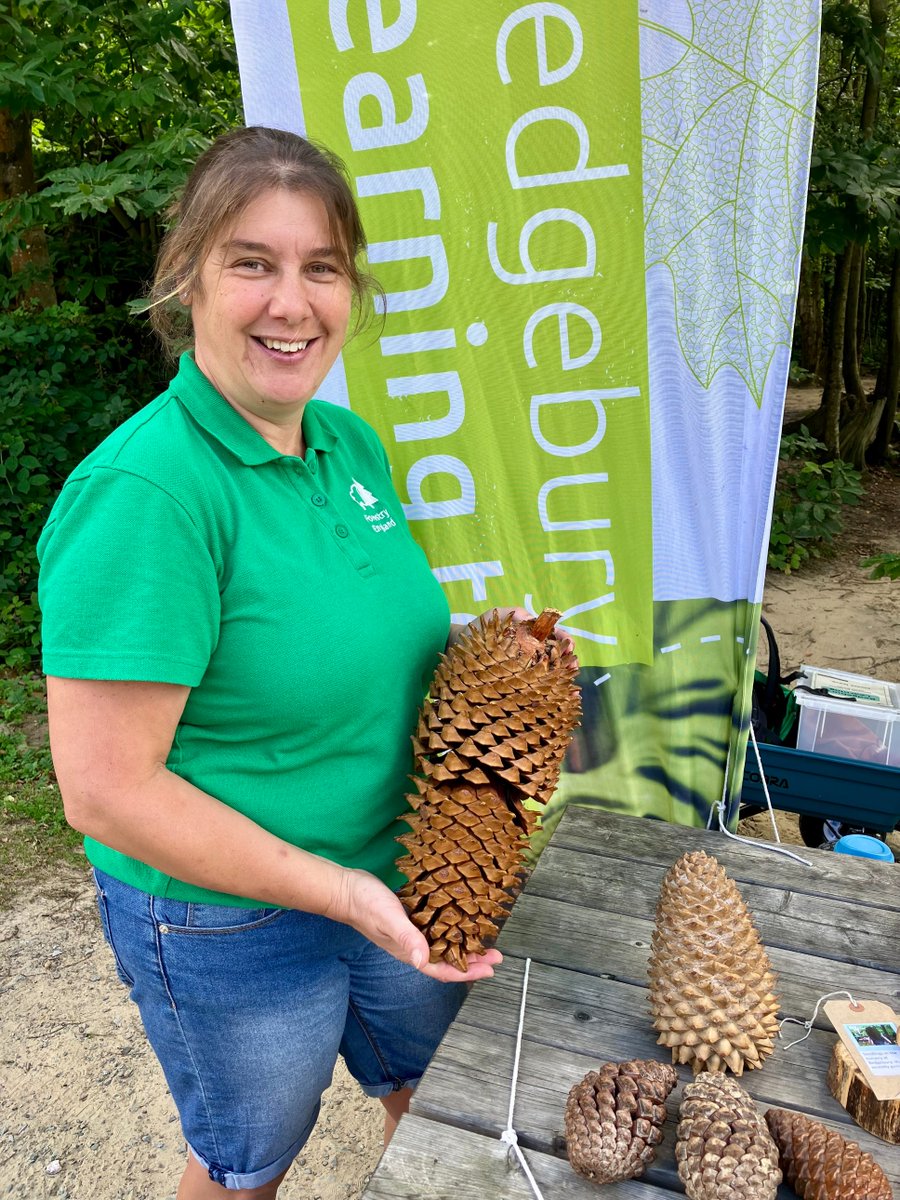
<box><xmin>832</xmin><ymin>834</ymin><xmax>895</xmax><ymax>862</ymax></box>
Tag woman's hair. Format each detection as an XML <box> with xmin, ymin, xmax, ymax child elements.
<box><xmin>149</xmin><ymin>126</ymin><xmax>382</xmax><ymax>357</ymax></box>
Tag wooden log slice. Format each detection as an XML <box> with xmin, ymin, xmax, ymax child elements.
<box><xmin>827</xmin><ymin>1040</ymin><xmax>900</xmax><ymax>1144</ymax></box>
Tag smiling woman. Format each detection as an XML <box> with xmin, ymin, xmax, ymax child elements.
<box><xmin>34</xmin><ymin>127</ymin><xmax>510</xmax><ymax>1200</ymax></box>
<box><xmin>189</xmin><ymin>189</ymin><xmax>352</xmax><ymax>456</ymax></box>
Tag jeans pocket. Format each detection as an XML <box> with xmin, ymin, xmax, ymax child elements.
<box><xmin>151</xmin><ymin>897</ymin><xmax>286</xmax><ymax>936</ymax></box>
<box><xmin>93</xmin><ymin>874</ymin><xmax>136</xmax><ymax>987</ymax></box>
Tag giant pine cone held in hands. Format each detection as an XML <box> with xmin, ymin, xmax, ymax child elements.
<box><xmin>676</xmin><ymin>1073</ymin><xmax>781</xmax><ymax>1200</ymax></box>
<box><xmin>564</xmin><ymin>1058</ymin><xmax>677</xmax><ymax>1183</ymax></box>
<box><xmin>648</xmin><ymin>849</ymin><xmax>779</xmax><ymax>1074</ymax></box>
<box><xmin>765</xmin><ymin>1107</ymin><xmax>893</xmax><ymax>1200</ymax></box>
<box><xmin>396</xmin><ymin>610</ymin><xmax>580</xmax><ymax>970</ymax></box>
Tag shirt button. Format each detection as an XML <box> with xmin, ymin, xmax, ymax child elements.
<box><xmin>311</xmin><ymin>493</ymin><xmax>327</xmax><ymax>507</ymax></box>
<box><xmin>335</xmin><ymin>523</ymin><xmax>349</xmax><ymax>538</ymax></box>
<box><xmin>308</xmin><ymin>457</ymin><xmax>318</xmax><ymax>475</ymax></box>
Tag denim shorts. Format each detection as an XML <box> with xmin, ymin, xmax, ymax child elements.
<box><xmin>93</xmin><ymin>868</ymin><xmax>466</xmax><ymax>1191</ymax></box>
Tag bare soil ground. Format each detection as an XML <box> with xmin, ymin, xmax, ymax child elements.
<box><xmin>1</xmin><ymin>384</ymin><xmax>898</xmax><ymax>1199</ymax></box>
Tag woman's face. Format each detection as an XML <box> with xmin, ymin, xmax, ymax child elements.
<box><xmin>189</xmin><ymin>188</ymin><xmax>352</xmax><ymax>432</ymax></box>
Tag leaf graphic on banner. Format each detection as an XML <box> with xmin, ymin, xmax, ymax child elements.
<box><xmin>640</xmin><ymin>1</ymin><xmax>818</xmax><ymax>404</ymax></box>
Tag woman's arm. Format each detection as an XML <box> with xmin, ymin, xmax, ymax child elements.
<box><xmin>47</xmin><ymin>676</ymin><xmax>500</xmax><ymax>982</ymax></box>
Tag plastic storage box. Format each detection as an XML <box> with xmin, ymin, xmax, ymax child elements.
<box><xmin>794</xmin><ymin>666</ymin><xmax>900</xmax><ymax>769</ymax></box>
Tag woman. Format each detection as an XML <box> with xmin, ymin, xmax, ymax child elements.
<box><xmin>38</xmin><ymin>127</ymin><xmax>509</xmax><ymax>1199</ymax></box>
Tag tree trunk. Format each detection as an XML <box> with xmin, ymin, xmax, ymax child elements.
<box><xmin>810</xmin><ymin>250</ymin><xmax>852</xmax><ymax>455</ymax></box>
<box><xmin>842</xmin><ymin>242</ymin><xmax>867</xmax><ymax>402</ymax></box>
<box><xmin>870</xmin><ymin>248</ymin><xmax>900</xmax><ymax>464</ymax></box>
<box><xmin>0</xmin><ymin>107</ymin><xmax>57</xmax><ymax>308</ymax></box>
<box><xmin>795</xmin><ymin>253</ymin><xmax>823</xmax><ymax>379</ymax></box>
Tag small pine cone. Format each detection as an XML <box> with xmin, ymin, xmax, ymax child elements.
<box><xmin>564</xmin><ymin>1059</ymin><xmax>677</xmax><ymax>1183</ymax></box>
<box><xmin>676</xmin><ymin>1074</ymin><xmax>781</xmax><ymax>1200</ymax></box>
<box><xmin>765</xmin><ymin>1108</ymin><xmax>892</xmax><ymax>1200</ymax></box>
<box><xmin>648</xmin><ymin>850</ymin><xmax>779</xmax><ymax>1074</ymax></box>
<box><xmin>397</xmin><ymin>609</ymin><xmax>580</xmax><ymax>970</ymax></box>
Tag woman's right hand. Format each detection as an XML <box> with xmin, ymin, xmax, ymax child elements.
<box><xmin>331</xmin><ymin>868</ymin><xmax>502</xmax><ymax>984</ymax></box>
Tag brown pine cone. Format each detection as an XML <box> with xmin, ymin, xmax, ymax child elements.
<box><xmin>649</xmin><ymin>849</ymin><xmax>779</xmax><ymax>1075</ymax></box>
<box><xmin>765</xmin><ymin>1107</ymin><xmax>893</xmax><ymax>1200</ymax></box>
<box><xmin>396</xmin><ymin>609</ymin><xmax>580</xmax><ymax>969</ymax></box>
<box><xmin>676</xmin><ymin>1073</ymin><xmax>781</xmax><ymax>1200</ymax></box>
<box><xmin>564</xmin><ymin>1058</ymin><xmax>677</xmax><ymax>1183</ymax></box>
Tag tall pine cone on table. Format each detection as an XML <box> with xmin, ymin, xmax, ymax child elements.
<box><xmin>765</xmin><ymin>1107</ymin><xmax>893</xmax><ymax>1200</ymax></box>
<box><xmin>648</xmin><ymin>849</ymin><xmax>779</xmax><ymax>1074</ymax></box>
<box><xmin>564</xmin><ymin>1058</ymin><xmax>677</xmax><ymax>1183</ymax></box>
<box><xmin>396</xmin><ymin>609</ymin><xmax>580</xmax><ymax>970</ymax></box>
<box><xmin>676</xmin><ymin>1073</ymin><xmax>782</xmax><ymax>1200</ymax></box>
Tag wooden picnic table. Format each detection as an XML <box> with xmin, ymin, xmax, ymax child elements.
<box><xmin>364</xmin><ymin>806</ymin><xmax>900</xmax><ymax>1199</ymax></box>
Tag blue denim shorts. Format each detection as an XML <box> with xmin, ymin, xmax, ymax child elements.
<box><xmin>93</xmin><ymin>868</ymin><xmax>466</xmax><ymax>1191</ymax></box>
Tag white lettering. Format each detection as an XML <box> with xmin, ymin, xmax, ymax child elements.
<box><xmin>523</xmin><ymin>302</ymin><xmax>601</xmax><ymax>370</ymax></box>
<box><xmin>329</xmin><ymin>0</ymin><xmax>417</xmax><ymax>53</ymax></box>
<box><xmin>531</xmin><ymin>388</ymin><xmax>638</xmax><ymax>457</ymax></box>
<box><xmin>356</xmin><ymin>166</ymin><xmax>440</xmax><ymax>219</ymax></box>
<box><xmin>496</xmin><ymin>4</ymin><xmax>583</xmax><ymax>86</ymax></box>
<box><xmin>369</xmin><ymin>235</ymin><xmax>449</xmax><ymax>313</ymax></box>
<box><xmin>389</xmin><ymin>371</ymin><xmax>465</xmax><ymax>442</ymax></box>
<box><xmin>544</xmin><ymin>549</ymin><xmax>614</xmax><ymax>586</ymax></box>
<box><xmin>507</xmin><ymin>107</ymin><xmax>628</xmax><ymax>189</ymax></box>
<box><xmin>433</xmin><ymin>560</ymin><xmax>504</xmax><ymax>603</ymax></box>
<box><xmin>538</xmin><ymin>474</ymin><xmax>609</xmax><ymax>530</ymax></box>
<box><xmin>343</xmin><ymin>72</ymin><xmax>429</xmax><ymax>151</ymax></box>
<box><xmin>380</xmin><ymin>328</ymin><xmax>456</xmax><ymax>356</ymax></box>
<box><xmin>403</xmin><ymin>455</ymin><xmax>475</xmax><ymax>521</ymax></box>
<box><xmin>487</xmin><ymin>208</ymin><xmax>596</xmax><ymax>285</ymax></box>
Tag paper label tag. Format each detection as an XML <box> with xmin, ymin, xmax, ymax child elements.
<box><xmin>823</xmin><ymin>999</ymin><xmax>900</xmax><ymax>1101</ymax></box>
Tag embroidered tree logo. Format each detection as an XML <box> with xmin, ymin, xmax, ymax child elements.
<box><xmin>349</xmin><ymin>479</ymin><xmax>379</xmax><ymax>508</ymax></box>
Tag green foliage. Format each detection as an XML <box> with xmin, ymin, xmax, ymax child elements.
<box><xmin>0</xmin><ymin>304</ymin><xmax>160</xmax><ymax>666</ymax></box>
<box><xmin>768</xmin><ymin>426</ymin><xmax>864</xmax><ymax>573</ymax></box>
<box><xmin>0</xmin><ymin>1</ymin><xmax>242</xmax><ymax>309</ymax></box>
<box><xmin>861</xmin><ymin>551</ymin><xmax>900</xmax><ymax>579</ymax></box>
<box><xmin>0</xmin><ymin>3</ymin><xmax>241</xmax><ymax>665</ymax></box>
<box><xmin>0</xmin><ymin>672</ymin><xmax>81</xmax><ymax>906</ymax></box>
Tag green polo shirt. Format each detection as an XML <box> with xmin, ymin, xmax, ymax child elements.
<box><xmin>38</xmin><ymin>353</ymin><xmax>450</xmax><ymax>904</ymax></box>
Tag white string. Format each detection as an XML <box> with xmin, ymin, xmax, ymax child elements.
<box><xmin>713</xmin><ymin>795</ymin><xmax>814</xmax><ymax>866</ymax></box>
<box><xmin>779</xmin><ymin>990</ymin><xmax>858</xmax><ymax>1049</ymax></box>
<box><xmin>748</xmin><ymin>721</ymin><xmax>782</xmax><ymax>843</ymax></box>
<box><xmin>501</xmin><ymin>957</ymin><xmax>546</xmax><ymax>1200</ymax></box>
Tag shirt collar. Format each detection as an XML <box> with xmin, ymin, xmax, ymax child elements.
<box><xmin>172</xmin><ymin>352</ymin><xmax>338</xmax><ymax>465</ymax></box>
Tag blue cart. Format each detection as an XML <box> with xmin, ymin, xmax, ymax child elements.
<box><xmin>740</xmin><ymin>740</ymin><xmax>900</xmax><ymax>848</ymax></box>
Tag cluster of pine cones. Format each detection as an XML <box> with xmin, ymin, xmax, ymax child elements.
<box><xmin>391</xmin><ymin>609</ymin><xmax>893</xmax><ymax>1199</ymax></box>
<box><xmin>565</xmin><ymin>1062</ymin><xmax>891</xmax><ymax>1199</ymax></box>
<box><xmin>563</xmin><ymin>852</ymin><xmax>893</xmax><ymax>1198</ymax></box>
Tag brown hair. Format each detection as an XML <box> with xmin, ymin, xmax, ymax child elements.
<box><xmin>149</xmin><ymin>126</ymin><xmax>382</xmax><ymax>357</ymax></box>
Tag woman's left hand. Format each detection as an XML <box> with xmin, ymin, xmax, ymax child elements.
<box><xmin>332</xmin><ymin>867</ymin><xmax>503</xmax><ymax>983</ymax></box>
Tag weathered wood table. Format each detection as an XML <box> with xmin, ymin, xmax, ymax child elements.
<box><xmin>364</xmin><ymin>807</ymin><xmax>900</xmax><ymax>1199</ymax></box>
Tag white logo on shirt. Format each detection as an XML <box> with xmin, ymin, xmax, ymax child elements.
<box><xmin>349</xmin><ymin>479</ymin><xmax>379</xmax><ymax>508</ymax></box>
<box><xmin>349</xmin><ymin>479</ymin><xmax>396</xmax><ymax>533</ymax></box>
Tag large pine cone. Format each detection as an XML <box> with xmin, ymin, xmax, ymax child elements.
<box><xmin>396</xmin><ymin>609</ymin><xmax>580</xmax><ymax>969</ymax></box>
<box><xmin>564</xmin><ymin>1059</ymin><xmax>677</xmax><ymax>1183</ymax></box>
<box><xmin>676</xmin><ymin>1073</ymin><xmax>781</xmax><ymax>1200</ymax></box>
<box><xmin>648</xmin><ymin>849</ymin><xmax>779</xmax><ymax>1074</ymax></box>
<box><xmin>765</xmin><ymin>1107</ymin><xmax>892</xmax><ymax>1200</ymax></box>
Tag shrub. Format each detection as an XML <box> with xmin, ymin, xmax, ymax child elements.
<box><xmin>767</xmin><ymin>425</ymin><xmax>864</xmax><ymax>573</ymax></box>
<box><xmin>861</xmin><ymin>552</ymin><xmax>900</xmax><ymax>580</ymax></box>
<box><xmin>0</xmin><ymin>303</ymin><xmax>162</xmax><ymax>666</ymax></box>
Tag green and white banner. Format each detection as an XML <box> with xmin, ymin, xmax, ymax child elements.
<box><xmin>231</xmin><ymin>0</ymin><xmax>820</xmax><ymax>833</ymax></box>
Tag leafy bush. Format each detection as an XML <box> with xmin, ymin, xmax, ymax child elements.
<box><xmin>861</xmin><ymin>552</ymin><xmax>900</xmax><ymax>580</ymax></box>
<box><xmin>0</xmin><ymin>304</ymin><xmax>162</xmax><ymax>666</ymax></box>
<box><xmin>767</xmin><ymin>426</ymin><xmax>864</xmax><ymax>573</ymax></box>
